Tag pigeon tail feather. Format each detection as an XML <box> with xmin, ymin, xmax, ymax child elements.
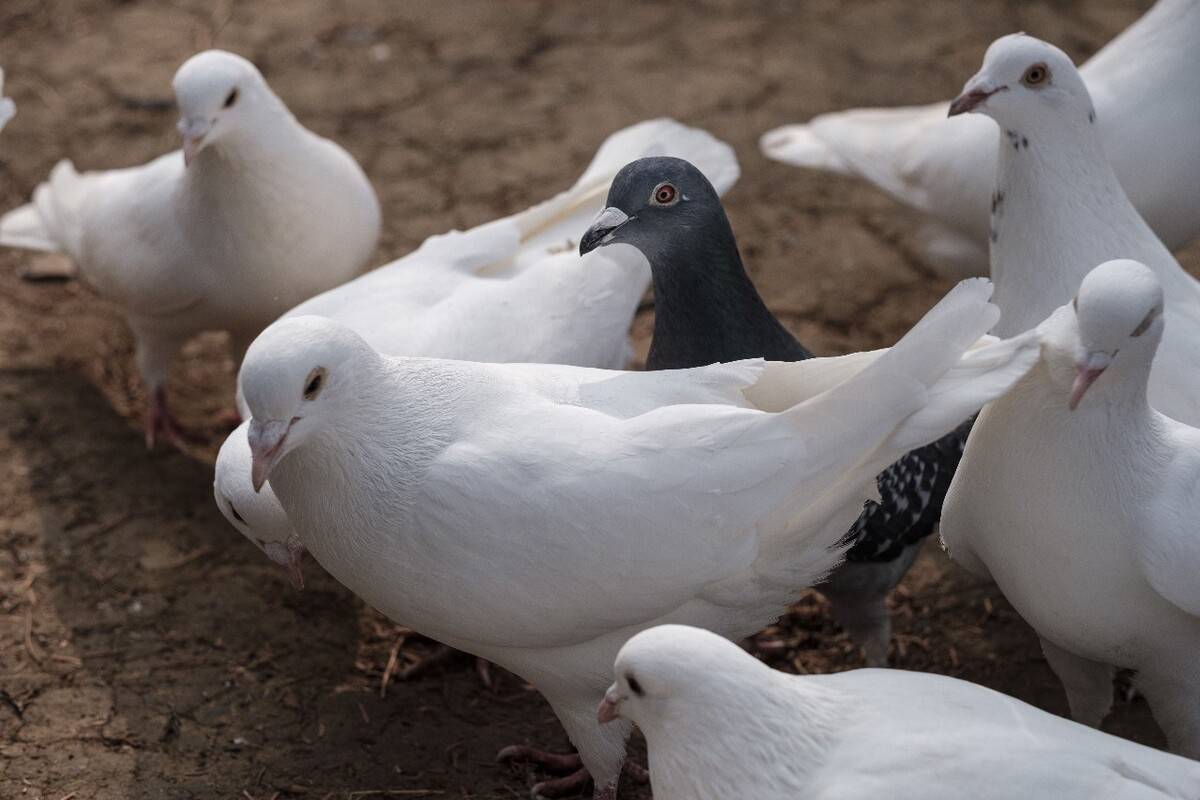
<box><xmin>0</xmin><ymin>159</ymin><xmax>88</xmax><ymax>254</ymax></box>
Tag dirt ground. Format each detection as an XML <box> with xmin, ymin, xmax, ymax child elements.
<box><xmin>0</xmin><ymin>1</ymin><xmax>1187</xmax><ymax>798</ymax></box>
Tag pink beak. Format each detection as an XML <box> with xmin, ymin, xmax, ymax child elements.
<box><xmin>597</xmin><ymin>686</ymin><xmax>621</xmax><ymax>724</ymax></box>
<box><xmin>248</xmin><ymin>418</ymin><xmax>293</xmax><ymax>492</ymax></box>
<box><xmin>177</xmin><ymin>117</ymin><xmax>211</xmax><ymax>167</ymax></box>
<box><xmin>948</xmin><ymin>85</ymin><xmax>1007</xmax><ymax>117</ymax></box>
<box><xmin>182</xmin><ymin>135</ymin><xmax>204</xmax><ymax>167</ymax></box>
<box><xmin>1068</xmin><ymin>366</ymin><xmax>1107</xmax><ymax>410</ymax></box>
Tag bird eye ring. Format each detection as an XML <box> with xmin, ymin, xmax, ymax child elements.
<box><xmin>223</xmin><ymin>88</ymin><xmax>239</xmax><ymax>108</ymax></box>
<box><xmin>1021</xmin><ymin>63</ymin><xmax>1049</xmax><ymax>87</ymax></box>
<box><xmin>303</xmin><ymin>366</ymin><xmax>327</xmax><ymax>400</ymax></box>
<box><xmin>650</xmin><ymin>182</ymin><xmax>679</xmax><ymax>206</ymax></box>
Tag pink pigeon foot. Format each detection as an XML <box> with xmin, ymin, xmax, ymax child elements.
<box><xmin>400</xmin><ymin>643</ymin><xmax>500</xmax><ymax>690</ymax></box>
<box><xmin>497</xmin><ymin>747</ymin><xmax>647</xmax><ymax>799</ymax></box>
<box><xmin>144</xmin><ymin>386</ymin><xmax>204</xmax><ymax>450</ymax></box>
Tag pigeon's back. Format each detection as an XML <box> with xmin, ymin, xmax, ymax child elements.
<box><xmin>814</xmin><ymin>669</ymin><xmax>1200</xmax><ymax>800</ymax></box>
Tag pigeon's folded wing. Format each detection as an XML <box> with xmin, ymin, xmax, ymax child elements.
<box><xmin>761</xmin><ymin>107</ymin><xmax>995</xmax><ymax>245</ymax></box>
<box><xmin>1142</xmin><ymin>424</ymin><xmax>1200</xmax><ymax>617</ymax></box>
<box><xmin>406</xmin><ymin>281</ymin><xmax>1035</xmax><ymax>651</ymax></box>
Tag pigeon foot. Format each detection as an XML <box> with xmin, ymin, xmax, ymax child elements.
<box><xmin>400</xmin><ymin>643</ymin><xmax>498</xmax><ymax>690</ymax></box>
<box><xmin>144</xmin><ymin>386</ymin><xmax>204</xmax><ymax>450</ymax></box>
<box><xmin>498</xmin><ymin>747</ymin><xmax>647</xmax><ymax>799</ymax></box>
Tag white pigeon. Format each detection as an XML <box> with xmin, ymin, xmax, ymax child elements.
<box><xmin>760</xmin><ymin>0</ymin><xmax>1200</xmax><ymax>277</ymax></box>
<box><xmin>0</xmin><ymin>50</ymin><xmax>381</xmax><ymax>447</ymax></box>
<box><xmin>942</xmin><ymin>32</ymin><xmax>1200</xmax><ymax>428</ymax></box>
<box><xmin>214</xmin><ymin>118</ymin><xmax>740</xmax><ymax>585</ymax></box>
<box><xmin>601</xmin><ymin>625</ymin><xmax>1200</xmax><ymax>800</ymax></box>
<box><xmin>0</xmin><ymin>68</ymin><xmax>15</xmax><ymax>133</ymax></box>
<box><xmin>943</xmin><ymin>260</ymin><xmax>1200</xmax><ymax>758</ymax></box>
<box><xmin>239</xmin><ymin>277</ymin><xmax>1038</xmax><ymax>800</ymax></box>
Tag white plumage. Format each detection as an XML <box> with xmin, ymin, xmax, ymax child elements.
<box><xmin>760</xmin><ymin>0</ymin><xmax>1200</xmax><ymax>277</ymax></box>
<box><xmin>215</xmin><ymin>119</ymin><xmax>740</xmax><ymax>570</ymax></box>
<box><xmin>602</xmin><ymin>625</ymin><xmax>1200</xmax><ymax>800</ymax></box>
<box><xmin>949</xmin><ymin>32</ymin><xmax>1200</xmax><ymax>428</ymax></box>
<box><xmin>0</xmin><ymin>50</ymin><xmax>380</xmax><ymax>446</ymax></box>
<box><xmin>0</xmin><ymin>68</ymin><xmax>15</xmax><ymax>133</ymax></box>
<box><xmin>943</xmin><ymin>260</ymin><xmax>1200</xmax><ymax>758</ymax></box>
<box><xmin>237</xmin><ymin>277</ymin><xmax>1037</xmax><ymax>799</ymax></box>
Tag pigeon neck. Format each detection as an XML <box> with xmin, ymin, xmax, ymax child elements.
<box><xmin>1037</xmin><ymin>312</ymin><xmax>1156</xmax><ymax>420</ymax></box>
<box><xmin>646</xmin><ymin>223</ymin><xmax>808</xmax><ymax>369</ymax></box>
<box><xmin>987</xmin><ymin>113</ymin><xmax>1143</xmax><ymax>337</ymax></box>
<box><xmin>640</xmin><ymin>675</ymin><xmax>841</xmax><ymax>799</ymax></box>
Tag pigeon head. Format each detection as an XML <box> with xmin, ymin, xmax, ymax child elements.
<box><xmin>578</xmin><ymin>156</ymin><xmax>729</xmax><ymax>264</ymax></box>
<box><xmin>1039</xmin><ymin>259</ymin><xmax>1163</xmax><ymax>410</ymax></box>
<box><xmin>173</xmin><ymin>50</ymin><xmax>283</xmax><ymax>167</ymax></box>
<box><xmin>214</xmin><ymin>421</ymin><xmax>306</xmax><ymax>589</ymax></box>
<box><xmin>949</xmin><ymin>34</ymin><xmax>1093</xmax><ymax>129</ymax></box>
<box><xmin>241</xmin><ymin>315</ymin><xmax>380</xmax><ymax>492</ymax></box>
<box><xmin>598</xmin><ymin>625</ymin><xmax>768</xmax><ymax>730</ymax></box>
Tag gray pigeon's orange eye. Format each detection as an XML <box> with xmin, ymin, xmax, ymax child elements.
<box><xmin>651</xmin><ymin>183</ymin><xmax>678</xmax><ymax>206</ymax></box>
<box><xmin>1022</xmin><ymin>63</ymin><xmax>1049</xmax><ymax>87</ymax></box>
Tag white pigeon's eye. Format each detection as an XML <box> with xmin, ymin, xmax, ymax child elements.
<box><xmin>227</xmin><ymin>499</ymin><xmax>246</xmax><ymax>525</ymax></box>
<box><xmin>223</xmin><ymin>88</ymin><xmax>239</xmax><ymax>108</ymax></box>
<box><xmin>650</xmin><ymin>182</ymin><xmax>679</xmax><ymax>207</ymax></box>
<box><xmin>303</xmin><ymin>366</ymin><xmax>327</xmax><ymax>400</ymax></box>
<box><xmin>626</xmin><ymin>673</ymin><xmax>644</xmax><ymax>696</ymax></box>
<box><xmin>1021</xmin><ymin>63</ymin><xmax>1049</xmax><ymax>88</ymax></box>
<box><xmin>1131</xmin><ymin>306</ymin><xmax>1161</xmax><ymax>337</ymax></box>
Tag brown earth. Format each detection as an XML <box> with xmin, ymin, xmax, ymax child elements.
<box><xmin>0</xmin><ymin>1</ymin><xmax>1187</xmax><ymax>798</ymax></box>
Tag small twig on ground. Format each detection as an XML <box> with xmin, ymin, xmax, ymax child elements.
<box><xmin>23</xmin><ymin>607</ymin><xmax>45</xmax><ymax>664</ymax></box>
<box><xmin>380</xmin><ymin>635</ymin><xmax>406</xmax><ymax>698</ymax></box>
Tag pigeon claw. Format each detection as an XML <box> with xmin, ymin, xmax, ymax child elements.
<box><xmin>144</xmin><ymin>386</ymin><xmax>204</xmax><ymax>450</ymax></box>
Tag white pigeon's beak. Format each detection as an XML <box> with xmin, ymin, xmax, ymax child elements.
<box><xmin>1068</xmin><ymin>351</ymin><xmax>1113</xmax><ymax>410</ymax></box>
<box><xmin>177</xmin><ymin>117</ymin><xmax>212</xmax><ymax>167</ymax></box>
<box><xmin>948</xmin><ymin>78</ymin><xmax>1007</xmax><ymax>117</ymax></box>
<box><xmin>248</xmin><ymin>417</ymin><xmax>294</xmax><ymax>492</ymax></box>
<box><xmin>597</xmin><ymin>684</ymin><xmax>623</xmax><ymax>724</ymax></box>
<box><xmin>262</xmin><ymin>535</ymin><xmax>306</xmax><ymax>590</ymax></box>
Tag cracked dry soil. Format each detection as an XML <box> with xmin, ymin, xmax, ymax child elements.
<box><xmin>0</xmin><ymin>1</ymin><xmax>1185</xmax><ymax>798</ymax></box>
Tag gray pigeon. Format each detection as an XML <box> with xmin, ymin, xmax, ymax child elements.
<box><xmin>581</xmin><ymin>156</ymin><xmax>972</xmax><ymax>665</ymax></box>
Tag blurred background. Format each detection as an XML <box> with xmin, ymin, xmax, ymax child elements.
<box><xmin>0</xmin><ymin>2</ymin><xmax>1180</xmax><ymax>798</ymax></box>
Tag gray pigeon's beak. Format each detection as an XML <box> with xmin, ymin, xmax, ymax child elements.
<box><xmin>1068</xmin><ymin>352</ymin><xmax>1112</xmax><ymax>410</ymax></box>
<box><xmin>597</xmin><ymin>684</ymin><xmax>622</xmax><ymax>724</ymax></box>
<box><xmin>248</xmin><ymin>417</ymin><xmax>294</xmax><ymax>492</ymax></box>
<box><xmin>948</xmin><ymin>84</ymin><xmax>1007</xmax><ymax>117</ymax></box>
<box><xmin>262</xmin><ymin>535</ymin><xmax>306</xmax><ymax>590</ymax></box>
<box><xmin>177</xmin><ymin>117</ymin><xmax>211</xmax><ymax>167</ymax></box>
<box><xmin>580</xmin><ymin>207</ymin><xmax>632</xmax><ymax>255</ymax></box>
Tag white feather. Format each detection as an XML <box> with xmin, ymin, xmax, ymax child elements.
<box><xmin>610</xmin><ymin>626</ymin><xmax>1200</xmax><ymax>800</ymax></box>
<box><xmin>761</xmin><ymin>0</ymin><xmax>1200</xmax><ymax>278</ymax></box>
<box><xmin>943</xmin><ymin>259</ymin><xmax>1200</xmax><ymax>758</ymax></box>
<box><xmin>0</xmin><ymin>50</ymin><xmax>381</xmax><ymax>394</ymax></box>
<box><xmin>237</xmin><ymin>276</ymin><xmax>1036</xmax><ymax>791</ymax></box>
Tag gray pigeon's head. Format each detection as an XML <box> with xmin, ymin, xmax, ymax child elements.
<box><xmin>214</xmin><ymin>421</ymin><xmax>306</xmax><ymax>589</ymax></box>
<box><xmin>598</xmin><ymin>625</ymin><xmax>770</xmax><ymax>731</ymax></box>
<box><xmin>948</xmin><ymin>34</ymin><xmax>1093</xmax><ymax>128</ymax></box>
<box><xmin>173</xmin><ymin>50</ymin><xmax>283</xmax><ymax>166</ymax></box>
<box><xmin>240</xmin><ymin>315</ymin><xmax>380</xmax><ymax>493</ymax></box>
<box><xmin>579</xmin><ymin>156</ymin><xmax>728</xmax><ymax>264</ymax></box>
